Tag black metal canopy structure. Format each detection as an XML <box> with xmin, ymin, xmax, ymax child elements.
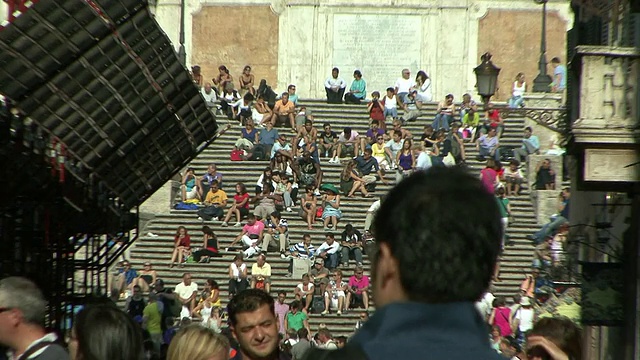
<box><xmin>0</xmin><ymin>0</ymin><xmax>217</xmax><ymax>210</ymax></box>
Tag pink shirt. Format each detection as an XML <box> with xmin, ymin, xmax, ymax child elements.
<box><xmin>243</xmin><ymin>221</ymin><xmax>265</xmax><ymax>236</ymax></box>
<box><xmin>348</xmin><ymin>275</ymin><xmax>370</xmax><ymax>294</ymax></box>
<box><xmin>493</xmin><ymin>307</ymin><xmax>512</xmax><ymax>337</ymax></box>
<box><xmin>480</xmin><ymin>168</ymin><xmax>497</xmax><ymax>194</ymax></box>
<box><xmin>274</xmin><ymin>301</ymin><xmax>289</xmax><ymax>334</ymax></box>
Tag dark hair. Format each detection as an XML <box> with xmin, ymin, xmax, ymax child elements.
<box><xmin>202</xmin><ymin>225</ymin><xmax>215</xmax><ymax>237</ymax></box>
<box><xmin>74</xmin><ymin>304</ymin><xmax>144</xmax><ymax>360</ymax></box>
<box><xmin>332</xmin><ymin>67</ymin><xmax>339</xmax><ymax>73</ymax></box>
<box><xmin>209</xmin><ymin>179</ymin><xmax>219</xmax><ymax>187</ymax></box>
<box><xmin>288</xmin><ymin>84</ymin><xmax>295</xmax><ymax>90</ymax></box>
<box><xmin>345</xmin><ymin>224</ymin><xmax>353</xmax><ymax>232</ymax></box>
<box><xmin>372</xmin><ymin>168</ymin><xmax>502</xmax><ymax>303</ymax></box>
<box><xmin>227</xmin><ymin>289</ymin><xmax>275</xmax><ymax>327</ymax></box>
<box><xmin>528</xmin><ymin>317</ymin><xmax>582</xmax><ymax>360</ymax></box>
<box><xmin>493</xmin><ymin>296</ymin><xmax>506</xmax><ymax>307</ymax></box>
<box><xmin>289</xmin><ymin>300</ymin><xmax>301</xmax><ymax>310</ymax></box>
<box><xmin>386</xmin><ymin>87</ymin><xmax>394</xmax><ymax>93</ymax></box>
<box><xmin>297</xmin><ymin>328</ymin><xmax>309</xmax><ymax>339</ymax></box>
<box><xmin>416</xmin><ymin>70</ymin><xmax>428</xmax><ymax>82</ymax></box>
<box><xmin>325</xmin><ymin>232</ymin><xmax>335</xmax><ymax>239</ymax></box>
<box><xmin>243</xmin><ymin>93</ymin><xmax>254</xmax><ymax>102</ymax></box>
<box><xmin>363</xmin><ymin>148</ymin><xmax>373</xmax><ymax>155</ymax></box>
<box><xmin>206</xmin><ymin>279</ymin><xmax>219</xmax><ymax>289</ymax></box>
<box><xmin>343</xmin><ymin>127</ymin><xmax>351</xmax><ymax>134</ymax></box>
<box><xmin>277</xmin><ymin>291</ymin><xmax>286</xmax><ymax>296</ymax></box>
<box><xmin>524</xmin><ymin>126</ymin><xmax>533</xmax><ymax>133</ymax></box>
<box><xmin>370</xmin><ymin>119</ymin><xmax>379</xmax><ymax>126</ymax></box>
<box><xmin>236</xmin><ymin>182</ymin><xmax>247</xmax><ymax>195</ymax></box>
<box><xmin>323</xmin><ymin>122</ymin><xmax>331</xmax><ymax>128</ymax></box>
<box><xmin>247</xmin><ymin>214</ymin><xmax>256</xmax><ymax>221</ymax></box>
<box><xmin>353</xmin><ymin>70</ymin><xmax>362</xmax><ymax>77</ymax></box>
<box><xmin>551</xmin><ymin>57</ymin><xmax>561</xmax><ymax>64</ymax></box>
<box><xmin>218</xmin><ymin>65</ymin><xmax>229</xmax><ymax>74</ymax></box>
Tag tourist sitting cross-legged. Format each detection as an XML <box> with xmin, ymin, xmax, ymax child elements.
<box><xmin>221</xmin><ymin>182</ymin><xmax>251</xmax><ymax>227</ymax></box>
<box><xmin>196</xmin><ymin>180</ymin><xmax>228</xmax><ymax>222</ymax></box>
<box><xmin>395</xmin><ymin>138</ymin><xmax>415</xmax><ymax>183</ymax></box>
<box><xmin>253</xmin><ymin>186</ymin><xmax>281</xmax><ymax>221</ymax></box>
<box><xmin>329</xmin><ymin>127</ymin><xmax>359</xmax><ymax>163</ymax></box>
<box><xmin>354</xmin><ymin>148</ymin><xmax>389</xmax><ymax>190</ymax></box>
<box><xmin>286</xmin><ymin>233</ymin><xmax>316</xmax><ymax>277</ymax></box>
<box><xmin>169</xmin><ymin>226</ymin><xmax>191</xmax><ymax>268</ymax></box>
<box><xmin>130</xmin><ymin>261</ymin><xmax>157</xmax><ymax>293</ymax></box>
<box><xmin>228</xmin><ymin>252</ymin><xmax>249</xmax><ymax>299</ymax></box>
<box><xmin>476</xmin><ymin>127</ymin><xmax>500</xmax><ymax>162</ymax></box>
<box><xmin>315</xmin><ymin>232</ymin><xmax>340</xmax><ymax>270</ymax></box>
<box><xmin>228</xmin><ymin>214</ymin><xmax>265</xmax><ymax>259</ymax></box>
<box><xmin>320</xmin><ymin>184</ymin><xmax>342</xmax><ymax>231</ymax></box>
<box><xmin>345</xmin><ymin>265</ymin><xmax>369</xmax><ymax>311</ymax></box>
<box><xmin>192</xmin><ymin>226</ymin><xmax>220</xmax><ymax>263</ymax></box>
<box><xmin>325</xmin><ymin>67</ymin><xmax>347</xmax><ymax>104</ymax></box>
<box><xmin>294</xmin><ymin>150</ymin><xmax>323</xmax><ymax>190</ymax></box>
<box><xmin>322</xmin><ymin>270</ymin><xmax>348</xmax><ymax>316</ymax></box>
<box><xmin>340</xmin><ymin>224</ymin><xmax>364</xmax><ymax>267</ymax></box>
<box><xmin>230</xmin><ymin>93</ymin><xmax>254</xmax><ymax>125</ymax></box>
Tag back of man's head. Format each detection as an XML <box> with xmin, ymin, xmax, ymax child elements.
<box><xmin>0</xmin><ymin>277</ymin><xmax>46</xmax><ymax>326</ymax></box>
<box><xmin>372</xmin><ymin>167</ymin><xmax>502</xmax><ymax>303</ymax></box>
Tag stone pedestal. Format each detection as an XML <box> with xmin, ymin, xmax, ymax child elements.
<box><xmin>532</xmin><ymin>190</ymin><xmax>562</xmax><ymax>225</ymax></box>
<box><xmin>140</xmin><ymin>181</ymin><xmax>176</xmax><ymax>216</ymax></box>
<box><xmin>523</xmin><ymin>93</ymin><xmax>563</xmax><ymax>108</ymax></box>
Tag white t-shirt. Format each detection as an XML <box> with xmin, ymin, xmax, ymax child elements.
<box><xmin>367</xmin><ymin>200</ymin><xmax>381</xmax><ymax>213</ymax></box>
<box><xmin>515</xmin><ymin>307</ymin><xmax>535</xmax><ymax>332</ymax></box>
<box><xmin>475</xmin><ymin>292</ymin><xmax>495</xmax><ymax>319</ymax></box>
<box><xmin>296</xmin><ymin>282</ymin><xmax>314</xmax><ymax>295</ymax></box>
<box><xmin>395</xmin><ymin>77</ymin><xmax>414</xmax><ymax>93</ymax></box>
<box><xmin>513</xmin><ymin>81</ymin><xmax>526</xmax><ymax>97</ymax></box>
<box><xmin>383</xmin><ymin>95</ymin><xmax>397</xmax><ymax>109</ymax></box>
<box><xmin>231</xmin><ymin>262</ymin><xmax>247</xmax><ymax>281</ymax></box>
<box><xmin>175</xmin><ymin>282</ymin><xmax>198</xmax><ymax>300</ymax></box>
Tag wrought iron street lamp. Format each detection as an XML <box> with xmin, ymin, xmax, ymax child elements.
<box><xmin>474</xmin><ymin>52</ymin><xmax>501</xmax><ymax>106</ymax></box>
<box><xmin>177</xmin><ymin>0</ymin><xmax>187</xmax><ymax>66</ymax></box>
<box><xmin>532</xmin><ymin>0</ymin><xmax>552</xmax><ymax>92</ymax></box>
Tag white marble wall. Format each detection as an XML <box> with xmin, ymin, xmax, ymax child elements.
<box><xmin>155</xmin><ymin>0</ymin><xmax>573</xmax><ymax>99</ymax></box>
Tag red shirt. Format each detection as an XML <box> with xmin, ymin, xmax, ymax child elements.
<box><xmin>487</xmin><ymin>109</ymin><xmax>501</xmax><ymax>127</ymax></box>
<box><xmin>234</xmin><ymin>193</ymin><xmax>250</xmax><ymax>209</ymax></box>
<box><xmin>175</xmin><ymin>234</ymin><xmax>191</xmax><ymax>248</ymax></box>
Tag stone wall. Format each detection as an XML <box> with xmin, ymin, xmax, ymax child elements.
<box><xmin>478</xmin><ymin>8</ymin><xmax>568</xmax><ymax>101</ymax></box>
<box><xmin>191</xmin><ymin>5</ymin><xmax>279</xmax><ymax>88</ymax></box>
<box><xmin>154</xmin><ymin>0</ymin><xmax>573</xmax><ymax>100</ymax></box>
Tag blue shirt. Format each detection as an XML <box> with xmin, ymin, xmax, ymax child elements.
<box><xmin>554</xmin><ymin>65</ymin><xmax>567</xmax><ymax>89</ymax></box>
<box><xmin>349</xmin><ymin>79</ymin><xmax>367</xmax><ymax>99</ymax></box>
<box><xmin>522</xmin><ymin>135</ymin><xmax>540</xmax><ymax>150</ymax></box>
<box><xmin>259</xmin><ymin>128</ymin><xmax>279</xmax><ymax>145</ymax></box>
<box><xmin>350</xmin><ymin>302</ymin><xmax>504</xmax><ymax>360</ymax></box>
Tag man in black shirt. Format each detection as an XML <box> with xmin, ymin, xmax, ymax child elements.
<box><xmin>125</xmin><ymin>285</ymin><xmax>146</xmax><ymax>319</ymax></box>
<box><xmin>354</xmin><ymin>149</ymin><xmax>388</xmax><ymax>187</ymax></box>
<box><xmin>294</xmin><ymin>150</ymin><xmax>323</xmax><ymax>188</ymax></box>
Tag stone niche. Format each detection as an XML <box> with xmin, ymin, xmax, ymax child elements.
<box><xmin>527</xmin><ymin>154</ymin><xmax>563</xmax><ymax>191</ymax></box>
<box><xmin>191</xmin><ymin>5</ymin><xmax>279</xmax><ymax>89</ymax></box>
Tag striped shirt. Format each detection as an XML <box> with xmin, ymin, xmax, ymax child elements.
<box><xmin>290</xmin><ymin>242</ymin><xmax>315</xmax><ymax>258</ymax></box>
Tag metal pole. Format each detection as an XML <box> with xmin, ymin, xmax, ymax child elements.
<box><xmin>532</xmin><ymin>0</ymin><xmax>552</xmax><ymax>92</ymax></box>
<box><xmin>177</xmin><ymin>0</ymin><xmax>187</xmax><ymax>66</ymax></box>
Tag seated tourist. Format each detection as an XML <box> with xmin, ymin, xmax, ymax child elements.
<box><xmin>294</xmin><ymin>106</ymin><xmax>314</xmax><ymax>133</ymax></box>
<box><xmin>294</xmin><ymin>150</ymin><xmax>323</xmax><ymax>189</ymax></box>
<box><xmin>420</xmin><ymin>125</ymin><xmax>436</xmax><ymax>149</ymax></box>
<box><xmin>480</xmin><ymin>159</ymin><xmax>499</xmax><ymax>194</ymax></box>
<box><xmin>386</xmin><ymin>130</ymin><xmax>405</xmax><ymax>169</ymax></box>
<box><xmin>382</xmin><ymin>87</ymin><xmax>401</xmax><ymax>120</ymax></box>
<box><xmin>354</xmin><ymin>148</ymin><xmax>389</xmax><ymax>188</ymax></box>
<box><xmin>503</xmin><ymin>160</ymin><xmax>524</xmax><ymax>196</ymax></box>
<box><xmin>360</xmin><ymin>119</ymin><xmax>385</xmax><ymax>154</ymax></box>
<box><xmin>309</xmin><ymin>257</ymin><xmax>331</xmax><ymax>296</ymax></box>
<box><xmin>320</xmin><ymin>184</ymin><xmax>342</xmax><ymax>231</ymax></box>
<box><xmin>285</xmin><ymin>300</ymin><xmax>311</xmax><ymax>334</ymax></box>
<box><xmin>191</xmin><ymin>65</ymin><xmax>204</xmax><ymax>88</ymax></box>
<box><xmin>131</xmin><ymin>261</ymin><xmax>158</xmax><ymax>293</ymax></box>
<box><xmin>459</xmin><ymin>93</ymin><xmax>478</xmax><ymax>119</ymax></box>
<box><xmin>340</xmin><ymin>224</ymin><xmax>363</xmax><ymax>267</ymax></box>
<box><xmin>252</xmin><ymin>186</ymin><xmax>280</xmax><ymax>221</ymax></box>
<box><xmin>533</xmin><ymin>236</ymin><xmax>554</xmax><ymax>269</ymax></box>
<box><xmin>234</xmin><ymin>119</ymin><xmax>259</xmax><ymax>152</ymax></box>
<box><xmin>519</xmin><ymin>266</ymin><xmax>545</xmax><ymax>299</ymax></box>
<box><xmin>254</xmin><ymin>119</ymin><xmax>278</xmax><ymax>157</ymax></box>
<box><xmin>228</xmin><ymin>253</ymin><xmax>249</xmax><ymax>298</ymax></box>
<box><xmin>196</xmin><ymin>180</ymin><xmax>228</xmax><ymax>221</ymax></box>
<box><xmin>322</xmin><ymin>270</ymin><xmax>347</xmax><ymax>316</ymax></box>
<box><xmin>316</xmin><ymin>232</ymin><xmax>340</xmax><ymax>270</ymax></box>
<box><xmin>294</xmin><ymin>274</ymin><xmax>315</xmax><ymax>313</ymax></box>
<box><xmin>212</xmin><ymin>65</ymin><xmax>233</xmax><ymax>94</ymax></box>
<box><xmin>339</xmin><ymin>160</ymin><xmax>370</xmax><ymax>198</ymax></box>
<box><xmin>345</xmin><ymin>265</ymin><xmax>369</xmax><ymax>311</ymax></box>
<box><xmin>480</xmin><ymin>102</ymin><xmax>505</xmax><ymax>137</ymax></box>
<box><xmin>250</xmin><ymin>254</ymin><xmax>272</xmax><ymax>293</ymax></box>
<box><xmin>270</xmin><ymin>92</ymin><xmax>297</xmax><ymax>130</ymax></box>
<box><xmin>370</xmin><ymin>134</ymin><xmax>391</xmax><ymax>171</ymax></box>
<box><xmin>400</xmin><ymin>90</ymin><xmax>422</xmax><ymax>123</ymax></box>
<box><xmin>169</xmin><ymin>226</ymin><xmax>191</xmax><ymax>268</ymax></box>
<box><xmin>180</xmin><ymin>167</ymin><xmax>200</xmax><ymax>202</ymax></box>
<box><xmin>256</xmin><ymin>79</ymin><xmax>278</xmax><ymax>107</ymax></box>
<box><xmin>239</xmin><ymin>65</ymin><xmax>255</xmax><ymax>96</ymax></box>
<box><xmin>324</xmin><ymin>67</ymin><xmax>346</xmax><ymax>104</ymax></box>
<box><xmin>271</xmin><ymin>133</ymin><xmax>294</xmax><ymax>160</ymax></box>
<box><xmin>528</xmin><ymin>188</ymin><xmax>570</xmax><ymax>244</ymax></box>
<box><xmin>344</xmin><ymin>70</ymin><xmax>366</xmax><ymax>104</ymax></box>
<box><xmin>319</xmin><ymin>123</ymin><xmax>338</xmax><ymax>159</ymax></box>
<box><xmin>271</xmin><ymin>171</ymin><xmax>295</xmax><ymax>211</ymax></box>
<box><xmin>230</xmin><ymin>93</ymin><xmax>254</xmax><ymax>124</ymax></box>
<box><xmin>263</xmin><ymin>210</ymin><xmax>289</xmax><ymax>254</ymax></box>
<box><xmin>228</xmin><ymin>214</ymin><xmax>265</xmax><ymax>259</ymax></box>
<box><xmin>253</xmin><ymin>95</ymin><xmax>273</xmax><ymax>126</ymax></box>
<box><xmin>367</xmin><ymin>92</ymin><xmax>386</xmax><ymax>130</ymax></box>
<box><xmin>413</xmin><ymin>70</ymin><xmax>433</xmax><ymax>103</ymax></box>
<box><xmin>508</xmin><ymin>73</ymin><xmax>526</xmax><ymax>109</ymax></box>
<box><xmin>535</xmin><ymin>158</ymin><xmax>556</xmax><ymax>190</ymax></box>
<box><xmin>282</xmin><ymin>84</ymin><xmax>299</xmax><ymax>105</ymax></box>
<box><xmin>329</xmin><ymin>127</ymin><xmax>359</xmax><ymax>163</ymax></box>
<box><xmin>174</xmin><ymin>273</ymin><xmax>198</xmax><ymax>319</ymax></box>
<box><xmin>219</xmin><ymin>86</ymin><xmax>240</xmax><ymax>118</ymax></box>
<box><xmin>394</xmin><ymin>68</ymin><xmax>414</xmax><ymax>101</ymax></box>
<box><xmin>221</xmin><ymin>182</ymin><xmax>251</xmax><ymax>227</ymax></box>
<box><xmin>200</xmin><ymin>83</ymin><xmax>217</xmax><ymax>110</ymax></box>
<box><xmin>299</xmin><ymin>186</ymin><xmax>318</xmax><ymax>230</ymax></box>
<box><xmin>293</xmin><ymin>119</ymin><xmax>319</xmax><ymax>159</ymax></box>
<box><xmin>395</xmin><ymin>138</ymin><xmax>415</xmax><ymax>182</ymax></box>
<box><xmin>514</xmin><ymin>127</ymin><xmax>540</xmax><ymax>163</ymax></box>
<box><xmin>462</xmin><ymin>107</ymin><xmax>481</xmax><ymax>142</ymax></box>
<box><xmin>192</xmin><ymin>226</ymin><xmax>219</xmax><ymax>263</ymax></box>
<box><xmin>430</xmin><ymin>129</ymin><xmax>453</xmax><ymax>166</ymax></box>
<box><xmin>112</xmin><ymin>260</ymin><xmax>138</xmax><ymax>297</ymax></box>
<box><xmin>198</xmin><ymin>163</ymin><xmax>223</xmax><ymax>194</ymax></box>
<box><xmin>388</xmin><ymin>119</ymin><xmax>412</xmax><ymax>140</ymax></box>
<box><xmin>476</xmin><ymin>127</ymin><xmax>500</xmax><ymax>161</ymax></box>
<box><xmin>432</xmin><ymin>94</ymin><xmax>455</xmax><ymax>131</ymax></box>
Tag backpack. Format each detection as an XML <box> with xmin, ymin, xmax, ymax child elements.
<box><xmin>311</xmin><ymin>296</ymin><xmax>325</xmax><ymax>314</ymax></box>
<box><xmin>174</xmin><ymin>201</ymin><xmax>198</xmax><ymax>210</ymax></box>
<box><xmin>230</xmin><ymin>149</ymin><xmax>243</xmax><ymax>161</ymax></box>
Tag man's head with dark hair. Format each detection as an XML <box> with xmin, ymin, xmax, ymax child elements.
<box><xmin>297</xmin><ymin>328</ymin><xmax>309</xmax><ymax>340</ymax></box>
<box><xmin>551</xmin><ymin>57</ymin><xmax>561</xmax><ymax>64</ymax></box>
<box><xmin>371</xmin><ymin>167</ymin><xmax>502</xmax><ymax>306</ymax></box>
<box><xmin>527</xmin><ymin>316</ymin><xmax>582</xmax><ymax>360</ymax></box>
<box><xmin>228</xmin><ymin>289</ymin><xmax>279</xmax><ymax>359</ymax></box>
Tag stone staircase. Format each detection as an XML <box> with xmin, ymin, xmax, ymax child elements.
<box><xmin>125</xmin><ymin>99</ymin><xmax>541</xmax><ymax>336</ymax></box>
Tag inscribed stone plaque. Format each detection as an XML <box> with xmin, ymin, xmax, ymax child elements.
<box><xmin>332</xmin><ymin>14</ymin><xmax>422</xmax><ymax>95</ymax></box>
<box><xmin>584</xmin><ymin>148</ymin><xmax>640</xmax><ymax>182</ymax></box>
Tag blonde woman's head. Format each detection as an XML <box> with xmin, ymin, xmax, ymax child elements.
<box><xmin>167</xmin><ymin>324</ymin><xmax>230</xmax><ymax>360</ymax></box>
